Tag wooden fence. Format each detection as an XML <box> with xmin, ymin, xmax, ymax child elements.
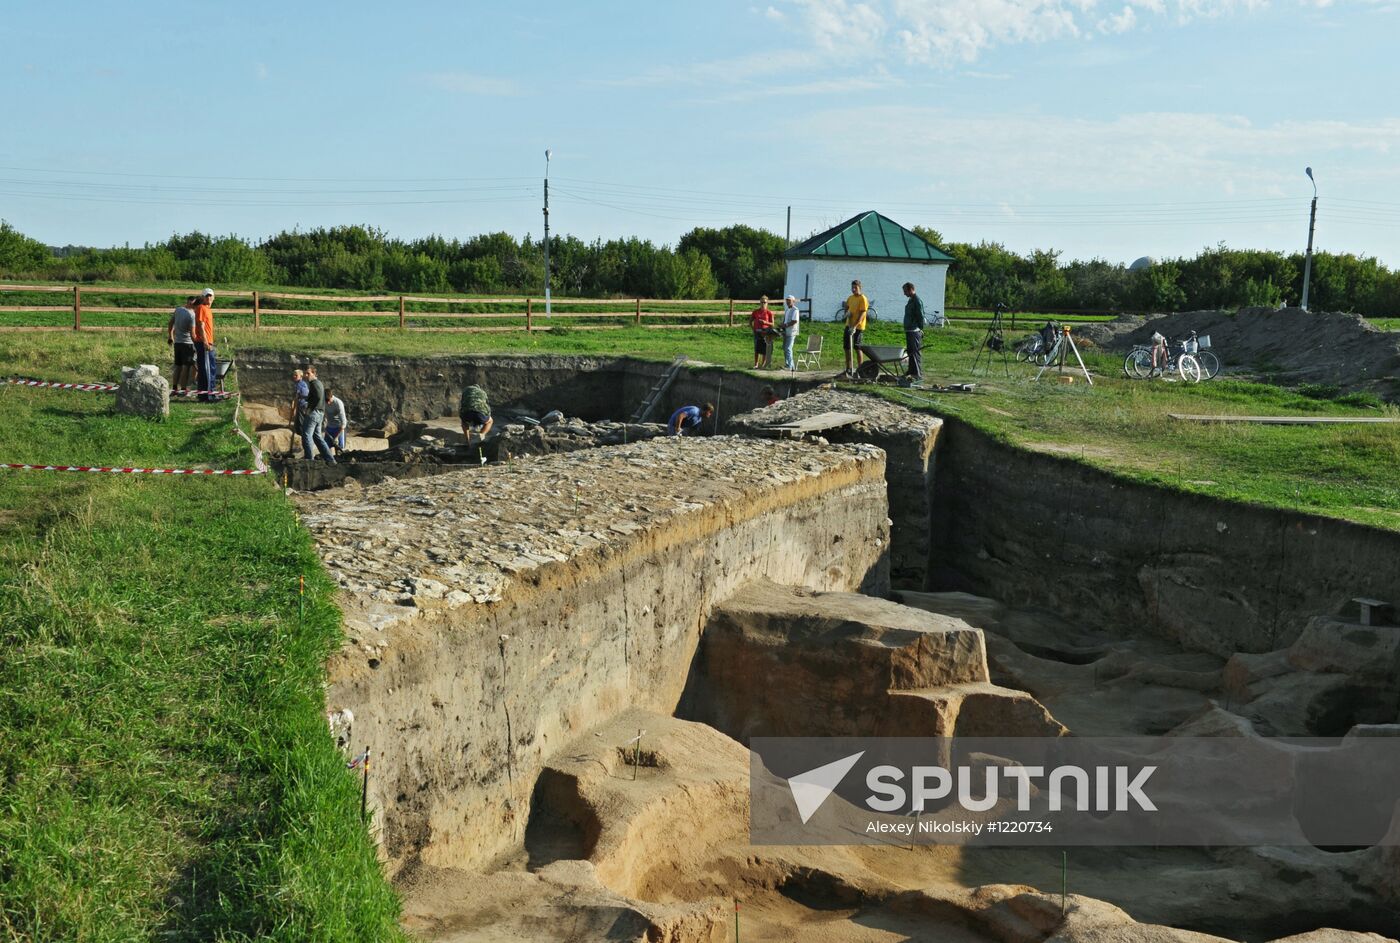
<box><xmin>0</xmin><ymin>284</ymin><xmax>823</xmax><ymax>333</ymax></box>
<box><xmin>0</xmin><ymin>283</ymin><xmax>1122</xmax><ymax>333</ymax></box>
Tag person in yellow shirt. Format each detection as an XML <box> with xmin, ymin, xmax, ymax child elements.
<box><xmin>842</xmin><ymin>279</ymin><xmax>869</xmax><ymax>378</ymax></box>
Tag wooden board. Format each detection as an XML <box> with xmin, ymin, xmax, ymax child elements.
<box><xmin>764</xmin><ymin>411</ymin><xmax>866</xmax><ymax>436</ymax></box>
<box><xmin>1169</xmin><ymin>414</ymin><xmax>1400</xmax><ymax>425</ymax></box>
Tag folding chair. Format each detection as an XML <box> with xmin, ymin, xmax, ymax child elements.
<box><xmin>795</xmin><ymin>335</ymin><xmax>823</xmax><ymax>370</ymax></box>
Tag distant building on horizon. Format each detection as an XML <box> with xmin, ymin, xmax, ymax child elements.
<box><xmin>783</xmin><ymin>211</ymin><xmax>953</xmax><ymax>323</ymax></box>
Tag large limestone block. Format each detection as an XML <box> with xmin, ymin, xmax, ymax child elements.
<box><xmin>116</xmin><ymin>364</ymin><xmax>169</xmax><ymax>419</ymax></box>
<box><xmin>685</xmin><ymin>580</ymin><xmax>1067</xmax><ymax>742</ymax></box>
<box><xmin>1287</xmin><ymin>616</ymin><xmax>1400</xmax><ymax>680</ymax></box>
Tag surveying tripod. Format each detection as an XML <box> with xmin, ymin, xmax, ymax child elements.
<box><xmin>1033</xmin><ymin>324</ymin><xmax>1094</xmax><ymax>385</ymax></box>
<box><xmin>970</xmin><ymin>303</ymin><xmax>1011</xmax><ymax>376</ymax></box>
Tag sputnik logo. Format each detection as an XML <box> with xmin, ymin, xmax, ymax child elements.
<box><xmin>786</xmin><ymin>751</ymin><xmax>865</xmax><ymax>824</ymax></box>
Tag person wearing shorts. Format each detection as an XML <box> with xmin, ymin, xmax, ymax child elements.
<box><xmin>166</xmin><ymin>296</ymin><xmax>198</xmax><ymax>391</ymax></box>
<box><xmin>749</xmin><ymin>296</ymin><xmax>774</xmax><ymax>369</ymax></box>
<box><xmin>842</xmin><ymin>280</ymin><xmax>868</xmax><ymax>378</ymax></box>
<box><xmin>459</xmin><ymin>384</ymin><xmax>494</xmax><ymax>445</ymax></box>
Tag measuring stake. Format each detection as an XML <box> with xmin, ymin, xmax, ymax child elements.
<box><xmin>299</xmin><ymin>573</ymin><xmax>305</xmax><ymax>627</ymax></box>
<box><xmin>1061</xmin><ymin>851</ymin><xmax>1067</xmax><ymax>914</ymax></box>
<box><xmin>734</xmin><ymin>898</ymin><xmax>740</xmax><ymax>943</ymax></box>
<box><xmin>361</xmin><ymin>747</ymin><xmax>371</xmax><ymax>821</ymax></box>
<box><xmin>633</xmin><ymin>728</ymin><xmax>641</xmax><ymax>781</ymax></box>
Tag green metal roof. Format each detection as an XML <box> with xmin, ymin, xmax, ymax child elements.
<box><xmin>784</xmin><ymin>211</ymin><xmax>954</xmax><ymax>263</ymax></box>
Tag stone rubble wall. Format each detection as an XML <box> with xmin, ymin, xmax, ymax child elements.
<box><xmin>728</xmin><ymin>388</ymin><xmax>942</xmax><ymax>590</ymax></box>
<box><xmin>296</xmin><ymin>436</ymin><xmax>890</xmax><ymax>874</ymax></box>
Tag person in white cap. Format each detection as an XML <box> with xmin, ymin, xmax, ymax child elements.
<box><xmin>192</xmin><ymin>288</ymin><xmax>217</xmax><ymax>400</ymax></box>
<box><xmin>780</xmin><ymin>295</ymin><xmax>801</xmax><ymax>371</ymax></box>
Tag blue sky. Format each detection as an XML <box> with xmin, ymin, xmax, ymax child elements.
<box><xmin>4</xmin><ymin>0</ymin><xmax>1399</xmax><ymax>266</ymax></box>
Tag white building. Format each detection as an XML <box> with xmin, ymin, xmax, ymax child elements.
<box><xmin>783</xmin><ymin>211</ymin><xmax>953</xmax><ymax>323</ymax></box>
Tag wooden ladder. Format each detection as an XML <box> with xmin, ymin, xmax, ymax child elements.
<box><xmin>631</xmin><ymin>355</ymin><xmax>688</xmax><ymax>422</ymax></box>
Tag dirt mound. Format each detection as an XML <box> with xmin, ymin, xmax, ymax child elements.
<box><xmin>1076</xmin><ymin>307</ymin><xmax>1400</xmax><ymax>401</ymax></box>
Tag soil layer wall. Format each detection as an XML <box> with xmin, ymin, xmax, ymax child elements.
<box><xmin>301</xmin><ymin>438</ymin><xmax>890</xmax><ymax>875</ymax></box>
<box><xmin>929</xmin><ymin>419</ymin><xmax>1400</xmax><ymax>656</ymax></box>
<box><xmin>238</xmin><ymin>350</ymin><xmax>824</xmax><ymax>431</ymax></box>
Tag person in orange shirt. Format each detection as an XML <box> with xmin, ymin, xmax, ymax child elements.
<box><xmin>192</xmin><ymin>288</ymin><xmax>216</xmax><ymax>401</ymax></box>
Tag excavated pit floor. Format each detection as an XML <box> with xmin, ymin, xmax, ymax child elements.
<box><xmin>274</xmin><ymin>355</ymin><xmax>1400</xmax><ymax>943</ymax></box>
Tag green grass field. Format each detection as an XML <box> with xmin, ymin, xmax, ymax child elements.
<box><xmin>1</xmin><ymin>309</ymin><xmax>1397</xmax><ymax>941</ymax></box>
<box><xmin>0</xmin><ymin>383</ymin><xmax>403</xmax><ymax>941</ymax></box>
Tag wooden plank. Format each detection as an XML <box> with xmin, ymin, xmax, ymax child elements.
<box><xmin>0</xmin><ymin>284</ymin><xmax>73</xmax><ymax>293</ymax></box>
<box><xmin>260</xmin><ymin>291</ymin><xmax>397</xmax><ymax>302</ymax></box>
<box><xmin>0</xmin><ymin>305</ymin><xmax>72</xmax><ymax>312</ymax></box>
<box><xmin>766</xmin><ymin>411</ymin><xmax>867</xmax><ymax>434</ymax></box>
<box><xmin>1169</xmin><ymin>414</ymin><xmax>1400</xmax><ymax>425</ymax></box>
<box><xmin>252</xmin><ymin>313</ymin><xmax>400</xmax><ymax>321</ymax></box>
<box><xmin>89</xmin><ymin>286</ymin><xmax>255</xmax><ymax>297</ymax></box>
<box><xmin>81</xmin><ymin>306</ymin><xmax>254</xmax><ymax>315</ymax></box>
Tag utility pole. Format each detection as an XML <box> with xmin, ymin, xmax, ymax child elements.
<box><xmin>1301</xmin><ymin>166</ymin><xmax>1317</xmax><ymax>311</ymax></box>
<box><xmin>786</xmin><ymin>205</ymin><xmax>792</xmax><ymax>244</ymax></box>
<box><xmin>543</xmin><ymin>149</ymin><xmax>552</xmax><ymax>317</ymax></box>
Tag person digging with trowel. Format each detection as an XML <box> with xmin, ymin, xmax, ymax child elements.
<box><xmin>459</xmin><ymin>383</ymin><xmax>494</xmax><ymax>458</ymax></box>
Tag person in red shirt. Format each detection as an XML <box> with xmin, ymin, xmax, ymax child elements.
<box><xmin>749</xmin><ymin>296</ymin><xmax>775</xmax><ymax>369</ymax></box>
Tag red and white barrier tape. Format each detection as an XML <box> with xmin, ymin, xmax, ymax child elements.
<box><xmin>5</xmin><ymin>377</ymin><xmax>234</xmax><ymax>399</ymax></box>
<box><xmin>5</xmin><ymin>378</ymin><xmax>118</xmax><ymax>392</ymax></box>
<box><xmin>4</xmin><ymin>376</ymin><xmax>265</xmax><ymax>476</ymax></box>
<box><xmin>1</xmin><ymin>463</ymin><xmax>265</xmax><ymax>475</ymax></box>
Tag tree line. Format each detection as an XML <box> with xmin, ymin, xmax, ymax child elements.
<box><xmin>2</xmin><ymin>219</ymin><xmax>1397</xmax><ymax>315</ymax></box>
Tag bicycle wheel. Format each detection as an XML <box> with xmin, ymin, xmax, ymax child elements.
<box><xmin>1124</xmin><ymin>347</ymin><xmax>1153</xmax><ymax>379</ymax></box>
<box><xmin>1196</xmin><ymin>350</ymin><xmax>1220</xmax><ymax>379</ymax></box>
<box><xmin>1178</xmin><ymin>354</ymin><xmax>1202</xmax><ymax>383</ymax></box>
<box><xmin>1015</xmin><ymin>339</ymin><xmax>1035</xmax><ymax>363</ymax></box>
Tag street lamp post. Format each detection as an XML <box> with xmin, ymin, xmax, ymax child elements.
<box><xmin>540</xmin><ymin>149</ymin><xmax>551</xmax><ymax>316</ymax></box>
<box><xmin>1301</xmin><ymin>167</ymin><xmax>1317</xmax><ymax>311</ymax></box>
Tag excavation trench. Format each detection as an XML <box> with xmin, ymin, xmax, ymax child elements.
<box><xmin>267</xmin><ymin>352</ymin><xmax>1400</xmax><ymax>942</ymax></box>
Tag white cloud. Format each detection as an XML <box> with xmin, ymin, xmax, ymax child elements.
<box><xmin>1098</xmin><ymin>4</ymin><xmax>1138</xmax><ymax>31</ymax></box>
<box><xmin>771</xmin><ymin>0</ymin><xmax>1366</xmax><ymax>64</ymax></box>
<box><xmin>797</xmin><ymin>105</ymin><xmax>1400</xmax><ymax>197</ymax></box>
<box><xmin>424</xmin><ymin>72</ymin><xmax>523</xmax><ymax>96</ymax></box>
<box><xmin>791</xmin><ymin>0</ymin><xmax>888</xmax><ymax>50</ymax></box>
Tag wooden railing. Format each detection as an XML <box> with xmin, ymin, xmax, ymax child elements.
<box><xmin>0</xmin><ymin>284</ymin><xmax>820</xmax><ymax>333</ymax></box>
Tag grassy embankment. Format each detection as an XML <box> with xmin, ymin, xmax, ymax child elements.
<box><xmin>0</xmin><ymin>360</ymin><xmax>403</xmax><ymax>940</ymax></box>
<box><xmin>0</xmin><ymin>301</ymin><xmax>1396</xmax><ymax>939</ymax></box>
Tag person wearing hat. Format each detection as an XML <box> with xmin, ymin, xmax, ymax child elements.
<box><xmin>780</xmin><ymin>295</ymin><xmax>801</xmax><ymax>371</ymax></box>
<box><xmin>192</xmin><ymin>288</ymin><xmax>217</xmax><ymax>401</ymax></box>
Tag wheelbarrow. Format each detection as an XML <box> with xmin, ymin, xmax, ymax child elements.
<box><xmin>854</xmin><ymin>344</ymin><xmax>908</xmax><ymax>382</ymax></box>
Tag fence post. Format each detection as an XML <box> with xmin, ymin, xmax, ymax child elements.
<box><xmin>253</xmin><ymin>290</ymin><xmax>261</xmax><ymax>330</ymax></box>
<box><xmin>398</xmin><ymin>295</ymin><xmax>406</xmax><ymax>331</ymax></box>
<box><xmin>73</xmin><ymin>286</ymin><xmax>81</xmax><ymax>330</ymax></box>
<box><xmin>728</xmin><ymin>299</ymin><xmax>734</xmax><ymax>327</ymax></box>
<box><xmin>526</xmin><ymin>298</ymin><xmax>533</xmax><ymax>333</ymax></box>
<box><xmin>635</xmin><ymin>298</ymin><xmax>642</xmax><ymax>327</ymax></box>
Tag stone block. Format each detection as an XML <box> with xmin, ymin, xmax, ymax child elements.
<box><xmin>1287</xmin><ymin>616</ymin><xmax>1400</xmax><ymax>680</ymax></box>
<box><xmin>116</xmin><ymin>364</ymin><xmax>169</xmax><ymax>419</ymax></box>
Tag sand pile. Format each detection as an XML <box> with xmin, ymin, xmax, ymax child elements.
<box><xmin>1075</xmin><ymin>307</ymin><xmax>1400</xmax><ymax>400</ymax></box>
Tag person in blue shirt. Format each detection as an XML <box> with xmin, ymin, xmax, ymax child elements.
<box><xmin>667</xmin><ymin>402</ymin><xmax>713</xmax><ymax>436</ymax></box>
